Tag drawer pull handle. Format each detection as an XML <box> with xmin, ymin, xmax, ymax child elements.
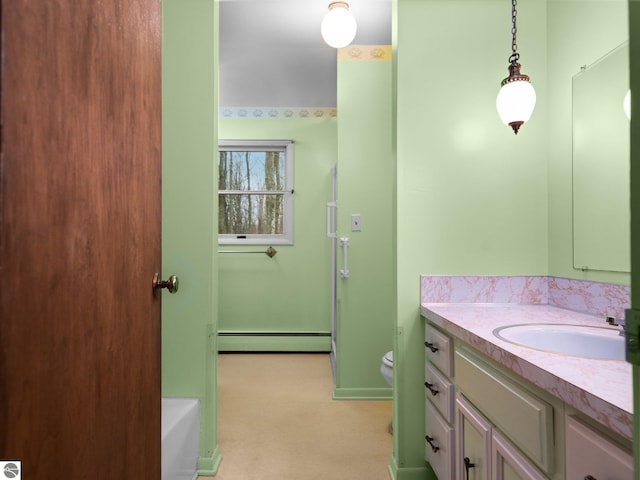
<box><xmin>424</xmin><ymin>381</ymin><xmax>439</xmax><ymax>396</ymax></box>
<box><xmin>464</xmin><ymin>457</ymin><xmax>475</xmax><ymax>480</ymax></box>
<box><xmin>425</xmin><ymin>435</ymin><xmax>440</xmax><ymax>453</ymax></box>
<box><xmin>584</xmin><ymin>477</ymin><xmax>597</xmax><ymax>480</ymax></box>
<box><xmin>424</xmin><ymin>341</ymin><xmax>439</xmax><ymax>353</ymax></box>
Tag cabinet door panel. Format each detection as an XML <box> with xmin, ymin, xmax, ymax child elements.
<box><xmin>566</xmin><ymin>415</ymin><xmax>632</xmax><ymax>480</ymax></box>
<box><xmin>500</xmin><ymin>462</ymin><xmax>524</xmax><ymax>480</ymax></box>
<box><xmin>491</xmin><ymin>431</ymin><xmax>546</xmax><ymax>480</ymax></box>
<box><xmin>455</xmin><ymin>395</ymin><xmax>491</xmax><ymax>480</ymax></box>
<box><xmin>455</xmin><ymin>347</ymin><xmax>553</xmax><ymax>473</ymax></box>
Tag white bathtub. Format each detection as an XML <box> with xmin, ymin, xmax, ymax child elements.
<box><xmin>162</xmin><ymin>398</ymin><xmax>200</xmax><ymax>480</ymax></box>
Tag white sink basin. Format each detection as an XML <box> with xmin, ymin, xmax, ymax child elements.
<box><xmin>493</xmin><ymin>323</ymin><xmax>625</xmax><ymax>360</ymax></box>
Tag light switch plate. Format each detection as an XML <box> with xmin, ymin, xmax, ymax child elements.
<box><xmin>351</xmin><ymin>214</ymin><xmax>362</xmax><ymax>231</ymax></box>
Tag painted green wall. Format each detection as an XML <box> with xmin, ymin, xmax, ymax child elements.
<box><xmin>547</xmin><ymin>0</ymin><xmax>630</xmax><ymax>285</ymax></box>
<box><xmin>217</xmin><ymin>56</ymin><xmax>394</xmax><ymax>395</ymax></box>
<box><xmin>334</xmin><ymin>51</ymin><xmax>394</xmax><ymax>399</ymax></box>
<box><xmin>217</xmin><ymin>118</ymin><xmax>336</xmax><ymax>345</ymax></box>
<box><xmin>162</xmin><ymin>0</ymin><xmax>220</xmax><ymax>474</ymax></box>
<box><xmin>393</xmin><ymin>1</ymin><xmax>548</xmax><ymax>478</ymax></box>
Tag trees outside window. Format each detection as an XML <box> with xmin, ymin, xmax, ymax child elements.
<box><xmin>218</xmin><ymin>140</ymin><xmax>293</xmax><ymax>245</ymax></box>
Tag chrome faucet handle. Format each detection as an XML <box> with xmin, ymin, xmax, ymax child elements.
<box><xmin>606</xmin><ymin>315</ymin><xmax>625</xmax><ymax>327</ymax></box>
<box><xmin>606</xmin><ymin>315</ymin><xmax>627</xmax><ymax>336</ymax></box>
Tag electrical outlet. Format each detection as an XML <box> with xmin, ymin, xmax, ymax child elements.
<box><xmin>351</xmin><ymin>214</ymin><xmax>362</xmax><ymax>232</ymax></box>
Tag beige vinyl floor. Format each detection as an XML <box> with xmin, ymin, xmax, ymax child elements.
<box><xmin>200</xmin><ymin>353</ymin><xmax>393</xmax><ymax>480</ymax></box>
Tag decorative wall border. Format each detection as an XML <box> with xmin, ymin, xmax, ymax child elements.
<box><xmin>219</xmin><ymin>106</ymin><xmax>337</xmax><ymax>119</ymax></box>
<box><xmin>338</xmin><ymin>45</ymin><xmax>392</xmax><ymax>62</ymax></box>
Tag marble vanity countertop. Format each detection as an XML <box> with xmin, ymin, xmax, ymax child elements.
<box><xmin>421</xmin><ymin>302</ymin><xmax>632</xmax><ymax>441</ymax></box>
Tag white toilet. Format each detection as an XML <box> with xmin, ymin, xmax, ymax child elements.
<box><xmin>380</xmin><ymin>351</ymin><xmax>393</xmax><ymax>386</ymax></box>
<box><xmin>381</xmin><ymin>351</ymin><xmax>394</xmax><ymax>435</ymax></box>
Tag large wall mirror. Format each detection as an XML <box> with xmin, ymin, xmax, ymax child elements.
<box><xmin>572</xmin><ymin>42</ymin><xmax>630</xmax><ymax>273</ymax></box>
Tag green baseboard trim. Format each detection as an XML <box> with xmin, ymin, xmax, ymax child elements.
<box><xmin>197</xmin><ymin>446</ymin><xmax>222</xmax><ymax>476</ymax></box>
<box><xmin>218</xmin><ymin>333</ymin><xmax>331</xmax><ymax>352</ymax></box>
<box><xmin>332</xmin><ymin>387</ymin><xmax>392</xmax><ymax>400</ymax></box>
<box><xmin>388</xmin><ymin>453</ymin><xmax>399</xmax><ymax>480</ymax></box>
<box><xmin>388</xmin><ymin>454</ymin><xmax>433</xmax><ymax>480</ymax></box>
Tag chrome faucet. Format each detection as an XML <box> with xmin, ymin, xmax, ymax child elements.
<box><xmin>606</xmin><ymin>315</ymin><xmax>626</xmax><ymax>336</ymax></box>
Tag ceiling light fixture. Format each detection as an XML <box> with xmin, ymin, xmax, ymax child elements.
<box><xmin>496</xmin><ymin>0</ymin><xmax>536</xmax><ymax>134</ymax></box>
<box><xmin>321</xmin><ymin>2</ymin><xmax>357</xmax><ymax>49</ymax></box>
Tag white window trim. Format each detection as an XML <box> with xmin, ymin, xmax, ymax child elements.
<box><xmin>218</xmin><ymin>139</ymin><xmax>294</xmax><ymax>245</ymax></box>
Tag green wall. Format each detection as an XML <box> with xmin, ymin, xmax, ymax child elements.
<box><xmin>393</xmin><ymin>0</ymin><xmax>548</xmax><ymax>477</ymax></box>
<box><xmin>547</xmin><ymin>0</ymin><xmax>630</xmax><ymax>284</ymax></box>
<box><xmin>334</xmin><ymin>49</ymin><xmax>395</xmax><ymax>399</ymax></box>
<box><xmin>217</xmin><ymin>52</ymin><xmax>395</xmax><ymax>395</ymax></box>
<box><xmin>162</xmin><ymin>0</ymin><xmax>220</xmax><ymax>474</ymax></box>
<box><xmin>217</xmin><ymin>118</ymin><xmax>336</xmax><ymax>350</ymax></box>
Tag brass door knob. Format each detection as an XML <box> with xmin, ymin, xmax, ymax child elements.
<box><xmin>153</xmin><ymin>273</ymin><xmax>179</xmax><ymax>294</ymax></box>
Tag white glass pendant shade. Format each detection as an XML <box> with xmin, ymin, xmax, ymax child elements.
<box><xmin>496</xmin><ymin>78</ymin><xmax>536</xmax><ymax>134</ymax></box>
<box><xmin>321</xmin><ymin>2</ymin><xmax>357</xmax><ymax>48</ymax></box>
<box><xmin>623</xmin><ymin>89</ymin><xmax>631</xmax><ymax>120</ymax></box>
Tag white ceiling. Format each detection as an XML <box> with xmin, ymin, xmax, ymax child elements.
<box><xmin>219</xmin><ymin>0</ymin><xmax>392</xmax><ymax>108</ymax></box>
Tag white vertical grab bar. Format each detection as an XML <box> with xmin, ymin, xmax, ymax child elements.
<box><xmin>326</xmin><ymin>201</ymin><xmax>337</xmax><ymax>238</ymax></box>
<box><xmin>339</xmin><ymin>237</ymin><xmax>350</xmax><ymax>279</ymax></box>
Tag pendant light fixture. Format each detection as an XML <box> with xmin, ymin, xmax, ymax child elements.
<box><xmin>496</xmin><ymin>0</ymin><xmax>536</xmax><ymax>134</ymax></box>
<box><xmin>321</xmin><ymin>2</ymin><xmax>357</xmax><ymax>49</ymax></box>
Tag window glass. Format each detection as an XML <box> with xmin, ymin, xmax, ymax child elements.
<box><xmin>218</xmin><ymin>141</ymin><xmax>293</xmax><ymax>245</ymax></box>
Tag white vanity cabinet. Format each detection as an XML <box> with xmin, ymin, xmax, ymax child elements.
<box><xmin>425</xmin><ymin>323</ymin><xmax>553</xmax><ymax>480</ymax></box>
<box><xmin>455</xmin><ymin>394</ymin><xmax>547</xmax><ymax>480</ymax></box>
<box><xmin>424</xmin><ymin>323</ymin><xmax>455</xmax><ymax>480</ymax></box>
<box><xmin>454</xmin><ymin>346</ymin><xmax>554</xmax><ymax>480</ymax></box>
<box><xmin>422</xmin><ymin>309</ymin><xmax>633</xmax><ymax>480</ymax></box>
<box><xmin>565</xmin><ymin>415</ymin><xmax>632</xmax><ymax>480</ymax></box>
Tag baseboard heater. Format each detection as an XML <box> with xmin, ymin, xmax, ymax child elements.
<box><xmin>218</xmin><ymin>331</ymin><xmax>331</xmax><ymax>352</ymax></box>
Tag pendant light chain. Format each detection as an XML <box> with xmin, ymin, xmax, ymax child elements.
<box><xmin>496</xmin><ymin>0</ymin><xmax>536</xmax><ymax>134</ymax></box>
<box><xmin>509</xmin><ymin>0</ymin><xmax>520</xmax><ymax>65</ymax></box>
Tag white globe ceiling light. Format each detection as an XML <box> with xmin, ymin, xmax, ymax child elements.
<box><xmin>321</xmin><ymin>2</ymin><xmax>357</xmax><ymax>49</ymax></box>
<box><xmin>496</xmin><ymin>0</ymin><xmax>536</xmax><ymax>134</ymax></box>
<box><xmin>496</xmin><ymin>63</ymin><xmax>537</xmax><ymax>133</ymax></box>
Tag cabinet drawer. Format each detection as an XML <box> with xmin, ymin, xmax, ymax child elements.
<box><xmin>425</xmin><ymin>400</ymin><xmax>454</xmax><ymax>480</ymax></box>
<box><xmin>425</xmin><ymin>324</ymin><xmax>453</xmax><ymax>377</ymax></box>
<box><xmin>425</xmin><ymin>362</ymin><xmax>454</xmax><ymax>423</ymax></box>
<box><xmin>566</xmin><ymin>415</ymin><xmax>632</xmax><ymax>480</ymax></box>
<box><xmin>454</xmin><ymin>347</ymin><xmax>554</xmax><ymax>474</ymax></box>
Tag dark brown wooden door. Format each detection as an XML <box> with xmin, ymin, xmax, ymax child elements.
<box><xmin>0</xmin><ymin>1</ymin><xmax>162</xmax><ymax>478</ymax></box>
